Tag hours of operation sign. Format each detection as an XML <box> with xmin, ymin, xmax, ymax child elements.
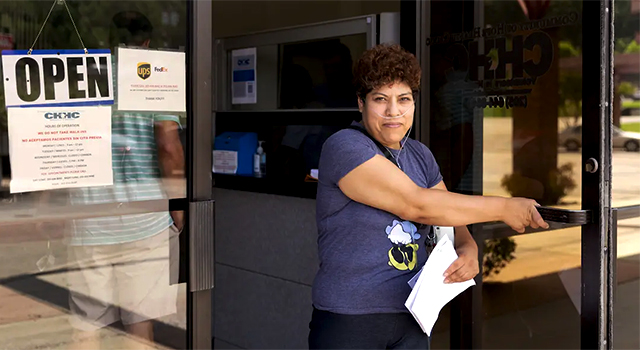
<box><xmin>7</xmin><ymin>106</ymin><xmax>113</xmax><ymax>193</ymax></box>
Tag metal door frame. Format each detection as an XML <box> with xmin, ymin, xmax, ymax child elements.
<box><xmin>186</xmin><ymin>0</ymin><xmax>214</xmax><ymax>349</ymax></box>
<box><xmin>581</xmin><ymin>0</ymin><xmax>613</xmax><ymax>347</ymax></box>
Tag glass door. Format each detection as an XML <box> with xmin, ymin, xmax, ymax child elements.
<box><xmin>0</xmin><ymin>1</ymin><xmax>194</xmax><ymax>348</ymax></box>
<box><xmin>420</xmin><ymin>0</ymin><xmax>619</xmax><ymax>348</ymax></box>
<box><xmin>611</xmin><ymin>1</ymin><xmax>640</xmax><ymax>349</ymax></box>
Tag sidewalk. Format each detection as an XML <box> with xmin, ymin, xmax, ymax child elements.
<box><xmin>0</xmin><ymin>269</ymin><xmax>187</xmax><ymax>349</ymax></box>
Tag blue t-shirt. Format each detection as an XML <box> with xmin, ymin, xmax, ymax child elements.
<box><xmin>313</xmin><ymin>121</ymin><xmax>443</xmax><ymax>315</ymax></box>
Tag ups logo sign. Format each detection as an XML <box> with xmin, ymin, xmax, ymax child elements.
<box><xmin>137</xmin><ymin>62</ymin><xmax>151</xmax><ymax>80</ymax></box>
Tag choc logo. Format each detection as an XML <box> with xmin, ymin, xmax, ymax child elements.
<box><xmin>44</xmin><ymin>112</ymin><xmax>80</xmax><ymax>120</ymax></box>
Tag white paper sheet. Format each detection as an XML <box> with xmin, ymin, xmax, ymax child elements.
<box><xmin>212</xmin><ymin>150</ymin><xmax>238</xmax><ymax>174</ymax></box>
<box><xmin>405</xmin><ymin>234</ymin><xmax>476</xmax><ymax>336</ymax></box>
<box><xmin>8</xmin><ymin>105</ymin><xmax>113</xmax><ymax>193</ymax></box>
<box><xmin>231</xmin><ymin>48</ymin><xmax>257</xmax><ymax>105</ymax></box>
<box><xmin>407</xmin><ymin>268</ymin><xmax>422</xmax><ymax>289</ymax></box>
<box><xmin>116</xmin><ymin>47</ymin><xmax>186</xmax><ymax>112</ymax></box>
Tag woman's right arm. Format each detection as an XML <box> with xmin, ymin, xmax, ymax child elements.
<box><xmin>338</xmin><ymin>154</ymin><xmax>548</xmax><ymax>233</ymax></box>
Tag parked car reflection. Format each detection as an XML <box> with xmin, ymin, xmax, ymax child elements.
<box><xmin>559</xmin><ymin>125</ymin><xmax>640</xmax><ymax>152</ymax></box>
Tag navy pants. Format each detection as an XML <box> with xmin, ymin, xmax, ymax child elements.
<box><xmin>308</xmin><ymin>308</ymin><xmax>430</xmax><ymax>350</ymax></box>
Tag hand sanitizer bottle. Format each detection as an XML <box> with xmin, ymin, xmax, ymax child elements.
<box><xmin>259</xmin><ymin>141</ymin><xmax>267</xmax><ymax>177</ymax></box>
<box><xmin>254</xmin><ymin>141</ymin><xmax>264</xmax><ymax>178</ymax></box>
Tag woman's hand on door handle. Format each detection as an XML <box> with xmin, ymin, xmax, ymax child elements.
<box><xmin>501</xmin><ymin>198</ymin><xmax>549</xmax><ymax>233</ymax></box>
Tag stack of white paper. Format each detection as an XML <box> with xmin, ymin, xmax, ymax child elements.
<box><xmin>405</xmin><ymin>234</ymin><xmax>476</xmax><ymax>336</ymax></box>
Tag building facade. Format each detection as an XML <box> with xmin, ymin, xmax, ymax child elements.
<box><xmin>0</xmin><ymin>1</ymin><xmax>637</xmax><ymax>349</ymax></box>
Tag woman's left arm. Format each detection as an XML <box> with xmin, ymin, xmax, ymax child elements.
<box><xmin>430</xmin><ymin>180</ymin><xmax>480</xmax><ymax>284</ymax></box>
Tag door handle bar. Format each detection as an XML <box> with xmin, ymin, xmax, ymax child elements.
<box><xmin>536</xmin><ymin>206</ymin><xmax>592</xmax><ymax>225</ymax></box>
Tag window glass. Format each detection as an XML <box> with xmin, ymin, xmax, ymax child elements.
<box><xmin>0</xmin><ymin>1</ymin><xmax>187</xmax><ymax>348</ymax></box>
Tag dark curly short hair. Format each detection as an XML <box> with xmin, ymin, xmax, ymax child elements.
<box><xmin>353</xmin><ymin>44</ymin><xmax>421</xmax><ymax>101</ymax></box>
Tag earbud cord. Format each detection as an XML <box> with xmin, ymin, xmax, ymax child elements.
<box><xmin>372</xmin><ymin>106</ymin><xmax>413</xmax><ymax>170</ymax></box>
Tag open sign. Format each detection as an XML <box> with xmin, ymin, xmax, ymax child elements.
<box><xmin>1</xmin><ymin>49</ymin><xmax>114</xmax><ymax>108</ymax></box>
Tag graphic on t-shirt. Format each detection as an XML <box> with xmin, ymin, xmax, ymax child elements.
<box><xmin>385</xmin><ymin>220</ymin><xmax>421</xmax><ymax>271</ymax></box>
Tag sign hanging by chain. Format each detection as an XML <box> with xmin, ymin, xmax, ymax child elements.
<box><xmin>1</xmin><ymin>0</ymin><xmax>113</xmax><ymax>108</ymax></box>
<box><xmin>2</xmin><ymin>49</ymin><xmax>114</xmax><ymax>108</ymax></box>
<box><xmin>1</xmin><ymin>0</ymin><xmax>115</xmax><ymax>194</ymax></box>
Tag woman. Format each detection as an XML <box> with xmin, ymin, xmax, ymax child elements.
<box><xmin>309</xmin><ymin>44</ymin><xmax>548</xmax><ymax>349</ymax></box>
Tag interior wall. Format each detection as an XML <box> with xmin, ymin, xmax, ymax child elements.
<box><xmin>211</xmin><ymin>1</ymin><xmax>400</xmax><ymax>348</ymax></box>
<box><xmin>213</xmin><ymin>189</ymin><xmax>317</xmax><ymax>349</ymax></box>
<box><xmin>212</xmin><ymin>0</ymin><xmax>400</xmax><ymax>38</ymax></box>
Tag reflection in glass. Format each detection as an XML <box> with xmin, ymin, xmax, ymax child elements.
<box><xmin>0</xmin><ymin>2</ymin><xmax>187</xmax><ymax>349</ymax></box>
<box><xmin>481</xmin><ymin>229</ymin><xmax>581</xmax><ymax>349</ymax></box>
<box><xmin>273</xmin><ymin>124</ymin><xmax>343</xmax><ymax>181</ymax></box>
<box><xmin>428</xmin><ymin>0</ymin><xmax>585</xmax><ymax>348</ymax></box>
<box><xmin>614</xmin><ymin>217</ymin><xmax>640</xmax><ymax>350</ymax></box>
<box><xmin>478</xmin><ymin>0</ymin><xmax>583</xmax><ymax>208</ymax></box>
<box><xmin>480</xmin><ymin>1</ymin><xmax>583</xmax><ymax>348</ymax></box>
<box><xmin>612</xmin><ymin>2</ymin><xmax>640</xmax><ymax>350</ymax></box>
<box><xmin>0</xmin><ymin>1</ymin><xmax>188</xmax><ymax>207</ymax></box>
<box><xmin>66</xmin><ymin>215</ymin><xmax>184</xmax><ymax>349</ymax></box>
<box><xmin>611</xmin><ymin>0</ymin><xmax>640</xmax><ymax>209</ymax></box>
<box><xmin>0</xmin><ymin>214</ymin><xmax>186</xmax><ymax>349</ymax></box>
<box><xmin>279</xmin><ymin>35</ymin><xmax>365</xmax><ymax>109</ymax></box>
<box><xmin>66</xmin><ymin>9</ymin><xmax>185</xmax><ymax>350</ymax></box>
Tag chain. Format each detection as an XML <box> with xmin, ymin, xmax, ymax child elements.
<box><xmin>28</xmin><ymin>0</ymin><xmax>88</xmax><ymax>55</ymax></box>
<box><xmin>28</xmin><ymin>0</ymin><xmax>57</xmax><ymax>55</ymax></box>
<box><xmin>62</xmin><ymin>0</ymin><xmax>88</xmax><ymax>54</ymax></box>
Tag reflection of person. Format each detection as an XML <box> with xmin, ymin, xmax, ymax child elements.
<box><xmin>66</xmin><ymin>11</ymin><xmax>184</xmax><ymax>349</ymax></box>
<box><xmin>278</xmin><ymin>64</ymin><xmax>334</xmax><ymax>177</ymax></box>
<box><xmin>313</xmin><ymin>42</ymin><xmax>358</xmax><ymax>108</ymax></box>
<box><xmin>431</xmin><ymin>47</ymin><xmax>479</xmax><ymax>193</ymax></box>
<box><xmin>280</xmin><ymin>64</ymin><xmax>318</xmax><ymax>109</ymax></box>
<box><xmin>309</xmin><ymin>44</ymin><xmax>548</xmax><ymax>349</ymax></box>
